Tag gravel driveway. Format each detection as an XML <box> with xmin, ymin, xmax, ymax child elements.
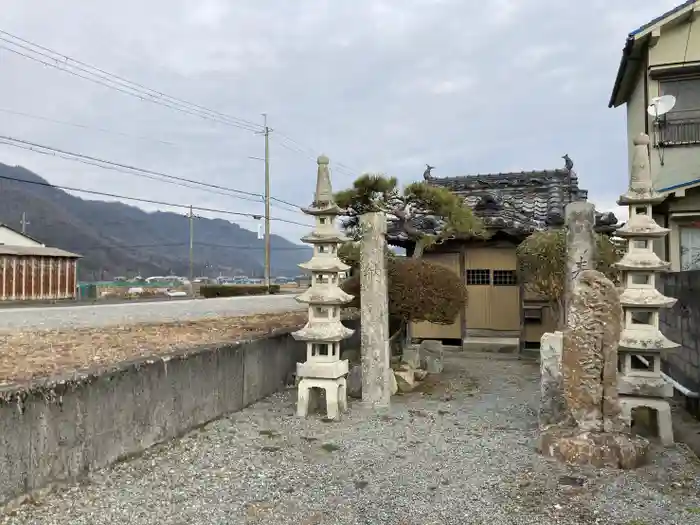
<box><xmin>3</xmin><ymin>354</ymin><xmax>699</xmax><ymax>525</ymax></box>
<box><xmin>0</xmin><ymin>295</ymin><xmax>302</xmax><ymax>330</ymax></box>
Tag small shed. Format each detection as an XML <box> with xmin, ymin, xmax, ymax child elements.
<box><xmin>387</xmin><ymin>168</ymin><xmax>618</xmax><ymax>347</ymax></box>
<box><xmin>0</xmin><ymin>225</ymin><xmax>82</xmax><ymax>302</ymax></box>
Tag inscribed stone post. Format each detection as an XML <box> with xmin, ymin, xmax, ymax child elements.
<box><xmin>539</xmin><ymin>331</ymin><xmax>566</xmax><ymax>429</ymax></box>
<box><xmin>562</xmin><ymin>270</ymin><xmax>624</xmax><ymax>432</ymax></box>
<box><xmin>564</xmin><ymin>201</ymin><xmax>596</xmax><ymax>324</ymax></box>
<box><xmin>359</xmin><ymin>212</ymin><xmax>391</xmax><ymax>407</ymax></box>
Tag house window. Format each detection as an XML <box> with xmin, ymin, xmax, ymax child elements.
<box><xmin>659</xmin><ymin>77</ymin><xmax>700</xmax><ymax>121</ymax></box>
<box><xmin>466</xmin><ymin>269</ymin><xmax>490</xmax><ymax>285</ymax></box>
<box><xmin>493</xmin><ymin>270</ymin><xmax>518</xmax><ymax>286</ymax></box>
<box><xmin>657</xmin><ymin>77</ymin><xmax>700</xmax><ymax>145</ymax></box>
<box><xmin>680</xmin><ymin>225</ymin><xmax>700</xmax><ymax>271</ymax></box>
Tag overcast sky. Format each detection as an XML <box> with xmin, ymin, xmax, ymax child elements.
<box><xmin>0</xmin><ymin>0</ymin><xmax>682</xmax><ymax>241</ymax></box>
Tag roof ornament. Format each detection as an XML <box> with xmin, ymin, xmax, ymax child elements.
<box><xmin>423</xmin><ymin>164</ymin><xmax>435</xmax><ymax>181</ymax></box>
<box><xmin>562</xmin><ymin>154</ymin><xmax>574</xmax><ymax>172</ymax></box>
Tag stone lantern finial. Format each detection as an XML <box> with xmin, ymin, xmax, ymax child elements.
<box><xmin>314</xmin><ymin>154</ymin><xmax>334</xmax><ymax>206</ymax></box>
<box><xmin>619</xmin><ymin>133</ymin><xmax>664</xmax><ymax>205</ymax></box>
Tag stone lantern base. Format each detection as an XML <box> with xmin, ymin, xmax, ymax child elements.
<box><xmin>619</xmin><ymin>396</ymin><xmax>674</xmax><ymax>446</ymax></box>
<box><xmin>538</xmin><ymin>426</ymin><xmax>649</xmax><ymax>470</ymax></box>
<box><xmin>297</xmin><ymin>377</ymin><xmax>348</xmax><ymax>420</ymax></box>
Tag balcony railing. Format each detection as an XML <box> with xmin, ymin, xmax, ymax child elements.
<box><xmin>653</xmin><ymin>118</ymin><xmax>700</xmax><ymax>147</ymax></box>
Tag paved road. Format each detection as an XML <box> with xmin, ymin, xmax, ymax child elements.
<box><xmin>0</xmin><ymin>295</ymin><xmax>302</xmax><ymax>331</ymax></box>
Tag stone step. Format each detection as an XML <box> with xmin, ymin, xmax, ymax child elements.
<box><xmin>462</xmin><ymin>337</ymin><xmax>520</xmax><ymax>355</ymax></box>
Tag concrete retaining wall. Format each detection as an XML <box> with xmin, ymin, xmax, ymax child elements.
<box><xmin>0</xmin><ymin>321</ymin><xmax>359</xmax><ymax>508</ymax></box>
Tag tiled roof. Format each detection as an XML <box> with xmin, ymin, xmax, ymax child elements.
<box><xmin>386</xmin><ymin>169</ymin><xmax>618</xmax><ymax>244</ymax></box>
<box><xmin>0</xmin><ymin>245</ymin><xmax>82</xmax><ymax>258</ymax></box>
<box><xmin>630</xmin><ymin>0</ymin><xmax>697</xmax><ymax>37</ymax></box>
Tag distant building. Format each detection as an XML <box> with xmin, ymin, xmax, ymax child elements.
<box><xmin>0</xmin><ymin>223</ymin><xmax>82</xmax><ymax>301</ymax></box>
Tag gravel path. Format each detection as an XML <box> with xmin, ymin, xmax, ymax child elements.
<box><xmin>3</xmin><ymin>354</ymin><xmax>700</xmax><ymax>525</ymax></box>
<box><xmin>0</xmin><ymin>295</ymin><xmax>302</xmax><ymax>330</ymax></box>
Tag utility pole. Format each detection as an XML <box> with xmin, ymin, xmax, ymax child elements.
<box><xmin>251</xmin><ymin>115</ymin><xmax>273</xmax><ymax>292</ymax></box>
<box><xmin>20</xmin><ymin>212</ymin><xmax>29</xmax><ymax>234</ymax></box>
<box><xmin>186</xmin><ymin>205</ymin><xmax>197</xmax><ymax>292</ymax></box>
<box><xmin>263</xmin><ymin>114</ymin><xmax>272</xmax><ymax>291</ymax></box>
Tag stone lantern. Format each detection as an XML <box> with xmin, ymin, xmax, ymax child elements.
<box><xmin>614</xmin><ymin>133</ymin><xmax>678</xmax><ymax>445</ymax></box>
<box><xmin>292</xmin><ymin>155</ymin><xmax>354</xmax><ymax>420</ymax></box>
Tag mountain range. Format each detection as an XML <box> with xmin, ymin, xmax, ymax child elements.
<box><xmin>0</xmin><ymin>163</ymin><xmax>312</xmax><ymax>281</ymax></box>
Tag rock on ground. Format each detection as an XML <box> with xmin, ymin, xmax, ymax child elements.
<box><xmin>346</xmin><ymin>365</ymin><xmax>362</xmax><ymax>399</ymax></box>
<box><xmin>538</xmin><ymin>427</ymin><xmax>650</xmax><ymax>470</ymax></box>
<box><xmin>2</xmin><ymin>356</ymin><xmax>699</xmax><ymax>525</ymax></box>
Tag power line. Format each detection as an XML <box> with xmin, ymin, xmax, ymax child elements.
<box><xmin>0</xmin><ymin>32</ymin><xmax>263</xmax><ymax>133</ymax></box>
<box><xmin>271</xmin><ymin>134</ymin><xmax>358</xmax><ymax>180</ymax></box>
<box><xmin>0</xmin><ymin>29</ymin><xmax>360</xmax><ymax>180</ymax></box>
<box><xmin>0</xmin><ymin>109</ymin><xmax>311</xmax><ymax>212</ymax></box>
<box><xmin>0</xmin><ymin>112</ymin><xmax>307</xmax><ymax>211</ymax></box>
<box><xmin>0</xmin><ymin>172</ymin><xmax>311</xmax><ymax>227</ymax></box>
<box><xmin>274</xmin><ymin>131</ymin><xmax>359</xmax><ymax>176</ymax></box>
<box><xmin>0</xmin><ymin>134</ymin><xmax>307</xmax><ymax>213</ymax></box>
<box><xmin>0</xmin><ymin>107</ymin><xmax>181</xmax><ymax>147</ymax></box>
<box><xmin>71</xmin><ymin>241</ymin><xmax>309</xmax><ymax>251</ymax></box>
<box><xmin>0</xmin><ymin>134</ymin><xmax>261</xmax><ymax>198</ymax></box>
<box><xmin>0</xmin><ymin>137</ymin><xmax>263</xmax><ymax>204</ymax></box>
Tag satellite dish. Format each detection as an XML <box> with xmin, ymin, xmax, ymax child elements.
<box><xmin>647</xmin><ymin>95</ymin><xmax>676</xmax><ymax>118</ymax></box>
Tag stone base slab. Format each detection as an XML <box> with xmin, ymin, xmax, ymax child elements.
<box><xmin>297</xmin><ymin>359</ymin><xmax>348</xmax><ymax>379</ymax></box>
<box><xmin>538</xmin><ymin>427</ymin><xmax>650</xmax><ymax>469</ymax></box>
<box><xmin>618</xmin><ymin>375</ymin><xmax>673</xmax><ymax>398</ymax></box>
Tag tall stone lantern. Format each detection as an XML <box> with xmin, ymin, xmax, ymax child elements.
<box><xmin>292</xmin><ymin>155</ymin><xmax>354</xmax><ymax>420</ymax></box>
<box><xmin>614</xmin><ymin>133</ymin><xmax>678</xmax><ymax>446</ymax></box>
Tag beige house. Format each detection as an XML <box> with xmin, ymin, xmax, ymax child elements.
<box><xmin>609</xmin><ymin>0</ymin><xmax>700</xmax><ymax>271</ymax></box>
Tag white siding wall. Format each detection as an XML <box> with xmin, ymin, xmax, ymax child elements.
<box><xmin>646</xmin><ymin>15</ymin><xmax>700</xmax><ymax>191</ymax></box>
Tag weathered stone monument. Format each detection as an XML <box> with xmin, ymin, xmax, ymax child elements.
<box><xmin>615</xmin><ymin>133</ymin><xmax>678</xmax><ymax>446</ymax></box>
<box><xmin>538</xmin><ymin>270</ymin><xmax>649</xmax><ymax>469</ymax></box>
<box><xmin>359</xmin><ymin>212</ymin><xmax>392</xmax><ymax>407</ymax></box>
<box><xmin>293</xmin><ymin>155</ymin><xmax>354</xmax><ymax>420</ymax></box>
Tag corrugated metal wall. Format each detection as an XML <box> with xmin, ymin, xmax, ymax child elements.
<box><xmin>0</xmin><ymin>256</ymin><xmax>77</xmax><ymax>301</ymax></box>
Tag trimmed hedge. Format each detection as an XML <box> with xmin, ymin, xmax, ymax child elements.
<box><xmin>341</xmin><ymin>257</ymin><xmax>466</xmax><ymax>324</ymax></box>
<box><xmin>200</xmin><ymin>284</ymin><xmax>280</xmax><ymax>298</ymax></box>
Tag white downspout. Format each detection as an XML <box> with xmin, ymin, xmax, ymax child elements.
<box><xmin>636</xmin><ymin>355</ymin><xmax>699</xmax><ymax>398</ymax></box>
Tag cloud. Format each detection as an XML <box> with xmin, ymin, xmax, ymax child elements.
<box><xmin>0</xmin><ymin>0</ymin><xmax>665</xmax><ymax>242</ymax></box>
